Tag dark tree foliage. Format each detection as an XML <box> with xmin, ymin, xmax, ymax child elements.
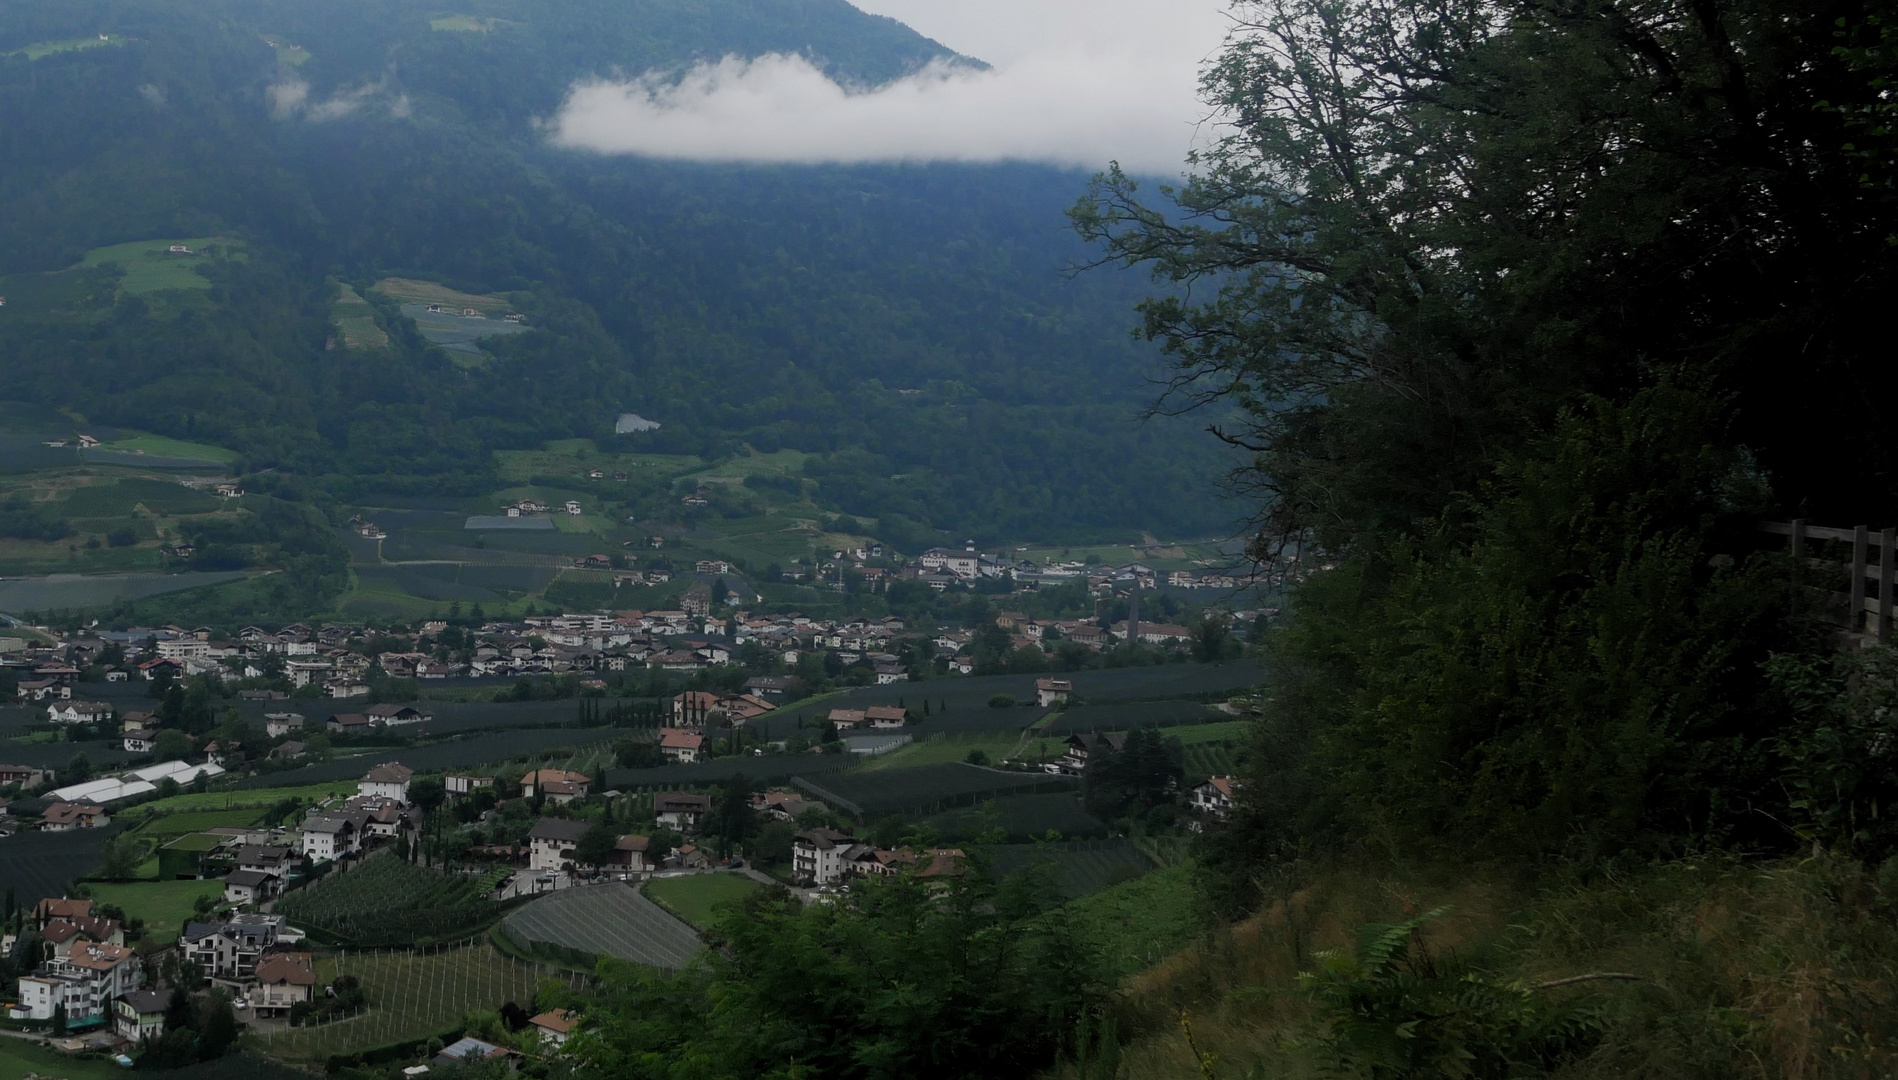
<box><xmin>1082</xmin><ymin>728</ymin><xmax>1184</xmax><ymax>822</ymax></box>
<box><xmin>572</xmin><ymin>871</ymin><xmax>1103</xmax><ymax>1080</ymax></box>
<box><xmin>1074</xmin><ymin>0</ymin><xmax>1898</xmax><ymax>910</ymax></box>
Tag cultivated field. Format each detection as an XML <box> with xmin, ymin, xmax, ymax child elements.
<box><xmin>276</xmin><ymin>852</ymin><xmax>505</xmax><ymax>944</ymax></box>
<box><xmin>259</xmin><ymin>943</ymin><xmax>561</xmax><ymax>1063</ymax></box>
<box><xmin>601</xmin><ymin>750</ymin><xmax>856</xmax><ymax>792</ymax></box>
<box><xmin>925</xmin><ymin>792</ymin><xmax>1107</xmax><ymax>842</ymax></box>
<box><xmin>233</xmin><ymin>727</ymin><xmax>625</xmax><ymax>788</ymax></box>
<box><xmin>371</xmin><ymin>277</ymin><xmax>512</xmax><ymax>315</ymax></box>
<box><xmin>0</xmin><ymin>825</ymin><xmax>118</xmax><ymax>910</ymax></box>
<box><xmin>501</xmin><ymin>882</ymin><xmax>702</xmax><ymax>968</ymax></box>
<box><xmin>332</xmin><ymin>284</ymin><xmax>390</xmax><ymax>349</ymax></box>
<box><xmin>1041</xmin><ymin>699</ymin><xmax>1225</xmax><ymax>734</ymax></box>
<box><xmin>981</xmin><ymin>838</ymin><xmax>1155</xmax><ymax>899</ymax></box>
<box><xmin>794</xmin><ymin>763</ymin><xmax>1079</xmax><ymax>818</ymax></box>
<box><xmin>0</xmin><ymin>570</ymin><xmax>246</xmax><ymax>614</ymax></box>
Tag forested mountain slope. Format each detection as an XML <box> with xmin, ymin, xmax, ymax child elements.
<box><xmin>0</xmin><ymin>0</ymin><xmax>1230</xmax><ymax>543</ymax></box>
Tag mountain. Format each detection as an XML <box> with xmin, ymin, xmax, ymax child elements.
<box><xmin>0</xmin><ymin>0</ymin><xmax>1235</xmax><ymax>550</ymax></box>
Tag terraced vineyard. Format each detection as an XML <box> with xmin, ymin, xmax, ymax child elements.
<box><xmin>500</xmin><ymin>883</ymin><xmax>702</xmax><ymax>969</ymax></box>
<box><xmin>259</xmin><ymin>943</ymin><xmax>564</xmax><ymax>1063</ymax></box>
<box><xmin>276</xmin><ymin>852</ymin><xmax>503</xmax><ymax>944</ymax></box>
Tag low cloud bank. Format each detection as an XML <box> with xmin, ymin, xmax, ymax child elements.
<box><xmin>549</xmin><ymin>44</ymin><xmax>1215</xmax><ymax>173</ymax></box>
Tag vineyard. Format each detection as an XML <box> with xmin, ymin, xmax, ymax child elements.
<box><xmin>500</xmin><ymin>883</ymin><xmax>702</xmax><ymax>969</ymax></box>
<box><xmin>793</xmin><ymin>763</ymin><xmax>1079</xmax><ymax>818</ymax></box>
<box><xmin>1041</xmin><ymin>700</ymin><xmax>1224</xmax><ymax>734</ymax></box>
<box><xmin>925</xmin><ymin>793</ymin><xmax>1108</xmax><ymax>842</ymax></box>
<box><xmin>233</xmin><ymin>728</ymin><xmax>624</xmax><ymax>789</ymax></box>
<box><xmin>276</xmin><ymin>853</ymin><xmax>504</xmax><ymax>945</ymax></box>
<box><xmin>980</xmin><ymin>838</ymin><xmax>1155</xmax><ymax>899</ymax></box>
<box><xmin>258</xmin><ymin>943</ymin><xmax>568</xmax><ymax>1063</ymax></box>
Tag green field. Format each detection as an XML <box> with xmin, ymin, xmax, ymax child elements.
<box><xmin>0</xmin><ymin>1037</ymin><xmax>122</xmax><ymax>1080</ymax></box>
<box><xmin>276</xmin><ymin>851</ymin><xmax>503</xmax><ymax>944</ymax></box>
<box><xmin>1067</xmin><ymin>862</ymin><xmax>1200</xmax><ymax>979</ymax></box>
<box><xmin>132</xmin><ymin>807</ymin><xmax>267</xmax><ymax>837</ymax></box>
<box><xmin>87</xmin><ymin>878</ymin><xmax>224</xmax><ymax>944</ymax></box>
<box><xmin>332</xmin><ymin>283</ymin><xmax>391</xmax><ymax>349</ymax></box>
<box><xmin>645</xmin><ymin>873</ymin><xmax>762</xmax><ymax>930</ymax></box>
<box><xmin>80</xmin><ymin>237</ymin><xmax>238</xmax><ymax>294</ymax></box>
<box><xmin>118</xmin><ymin>780</ymin><xmax>356</xmax><ymax>820</ymax></box>
<box><xmin>259</xmin><ymin>944</ymin><xmax>550</xmax><ymax>1063</ymax></box>
<box><xmin>857</xmin><ymin>732</ymin><xmax>1065</xmax><ymax>772</ymax></box>
<box><xmin>97</xmin><ymin>432</ymin><xmax>239</xmax><ymax>463</ymax></box>
<box><xmin>8</xmin><ymin>35</ymin><xmax>124</xmax><ymax>61</ymax></box>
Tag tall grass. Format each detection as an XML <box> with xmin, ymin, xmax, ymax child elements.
<box><xmin>1080</xmin><ymin>855</ymin><xmax>1898</xmax><ymax>1079</ymax></box>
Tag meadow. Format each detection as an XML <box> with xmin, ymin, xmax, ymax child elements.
<box><xmin>1065</xmin><ymin>862</ymin><xmax>1201</xmax><ymax>979</ymax></box>
<box><xmin>80</xmin><ymin>236</ymin><xmax>237</xmax><ymax>294</ymax></box>
<box><xmin>86</xmin><ymin>878</ymin><xmax>224</xmax><ymax>944</ymax></box>
<box><xmin>925</xmin><ymin>792</ymin><xmax>1107</xmax><ymax>842</ymax></box>
<box><xmin>644</xmin><ymin>872</ymin><xmax>762</xmax><ymax>931</ymax></box>
<box><xmin>981</xmin><ymin>838</ymin><xmax>1155</xmax><ymax>900</ymax></box>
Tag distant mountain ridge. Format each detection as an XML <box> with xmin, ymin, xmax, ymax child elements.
<box><xmin>0</xmin><ymin>0</ymin><xmax>1234</xmax><ymax>544</ymax></box>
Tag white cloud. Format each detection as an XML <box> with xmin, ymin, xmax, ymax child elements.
<box><xmin>548</xmin><ymin>0</ymin><xmax>1229</xmax><ymax>173</ymax></box>
<box><xmin>267</xmin><ymin>78</ymin><xmax>309</xmax><ymax>119</ymax></box>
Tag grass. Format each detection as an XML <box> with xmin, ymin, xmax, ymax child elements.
<box><xmin>132</xmin><ymin>807</ymin><xmax>266</xmax><ymax>837</ymax></box>
<box><xmin>95</xmin><ymin>431</ymin><xmax>238</xmax><ymax>463</ymax></box>
<box><xmin>1165</xmin><ymin>719</ymin><xmax>1253</xmax><ymax>745</ymax></box>
<box><xmin>370</xmin><ymin>277</ymin><xmax>512</xmax><ymax>315</ymax></box>
<box><xmin>0</xmin><ymin>1038</ymin><xmax>123</xmax><ymax>1080</ymax></box>
<box><xmin>332</xmin><ymin>283</ymin><xmax>390</xmax><ymax>349</ymax></box>
<box><xmin>80</xmin><ymin>237</ymin><xmax>239</xmax><ymax>294</ymax></box>
<box><xmin>644</xmin><ymin>873</ymin><xmax>763</xmax><ymax>931</ymax></box>
<box><xmin>86</xmin><ymin>878</ymin><xmax>224</xmax><ymax>944</ymax></box>
<box><xmin>259</xmin><ymin>944</ymin><xmax>555</xmax><ymax>1063</ymax></box>
<box><xmin>117</xmin><ymin>780</ymin><xmax>355</xmax><ymax>819</ymax></box>
<box><xmin>1068</xmin><ymin>862</ymin><xmax>1201</xmax><ymax>980</ymax></box>
<box><xmin>8</xmin><ymin>35</ymin><xmax>123</xmax><ymax>61</ymax></box>
<box><xmin>1091</xmin><ymin>854</ymin><xmax>1898</xmax><ymax>1080</ymax></box>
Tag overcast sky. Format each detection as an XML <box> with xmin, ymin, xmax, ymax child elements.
<box><xmin>548</xmin><ymin>0</ymin><xmax>1231</xmax><ymax>174</ymax></box>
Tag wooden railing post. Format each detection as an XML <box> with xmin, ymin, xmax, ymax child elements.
<box><xmin>1790</xmin><ymin>519</ymin><xmax>1806</xmax><ymax>562</ymax></box>
<box><xmin>1855</xmin><ymin>526</ymin><xmax>1871</xmax><ymax>633</ymax></box>
<box><xmin>1882</xmin><ymin>528</ymin><xmax>1895</xmax><ymax>641</ymax></box>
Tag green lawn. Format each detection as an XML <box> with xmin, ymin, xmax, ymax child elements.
<box><xmin>0</xmin><ymin>1037</ymin><xmax>123</xmax><ymax>1080</ymax></box>
<box><xmin>644</xmin><ymin>873</ymin><xmax>762</xmax><ymax>931</ymax></box>
<box><xmin>97</xmin><ymin>431</ymin><xmax>238</xmax><ymax>463</ymax></box>
<box><xmin>132</xmin><ymin>807</ymin><xmax>265</xmax><ymax>837</ymax></box>
<box><xmin>80</xmin><ymin>236</ymin><xmax>238</xmax><ymax>294</ymax></box>
<box><xmin>118</xmin><ymin>780</ymin><xmax>355</xmax><ymax>820</ymax></box>
<box><xmin>87</xmin><ymin>879</ymin><xmax>224</xmax><ymax>945</ymax></box>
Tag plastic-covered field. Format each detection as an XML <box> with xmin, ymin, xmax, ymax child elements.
<box><xmin>502</xmin><ymin>882</ymin><xmax>702</xmax><ymax>968</ymax></box>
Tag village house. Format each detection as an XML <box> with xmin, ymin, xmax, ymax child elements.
<box><xmin>326</xmin><ymin>712</ymin><xmax>373</xmax><ymax>735</ymax></box>
<box><xmin>297</xmin><ymin>812</ymin><xmax>362</xmax><ymax>862</ymax></box>
<box><xmin>827</xmin><ymin>708</ymin><xmax>868</xmax><ymax>731</ymax></box>
<box><xmin>0</xmin><ymin>763</ymin><xmax>47</xmax><ymax>787</ymax></box>
<box><xmin>358</xmin><ymin>762</ymin><xmax>414</xmax><ymax>802</ymax></box>
<box><xmin>611</xmin><ymin>835</ymin><xmax>654</xmax><ymax>873</ymax></box>
<box><xmin>42</xmin><ymin>801</ymin><xmax>110</xmax><ymax>831</ymax></box>
<box><xmin>793</xmin><ymin>828</ymin><xmax>869</xmax><ymax>886</ymax></box>
<box><xmin>366</xmin><ymin>703</ymin><xmax>431</xmax><ymax>726</ymax></box>
<box><xmin>222</xmin><ymin>869</ymin><xmax>279</xmax><ymax>905</ymax></box>
<box><xmin>522</xmin><ymin>768</ymin><xmax>591</xmax><ymax>804</ymax></box>
<box><xmin>237</xmin><ymin>844</ymin><xmax>294</xmax><ymax>879</ymax></box>
<box><xmin>264</xmin><ymin>712</ymin><xmax>305</xmax><ymax>737</ymax></box>
<box><xmin>1059</xmin><ymin>732</ymin><xmax>1126</xmax><ymax>775</ymax></box>
<box><xmin>528</xmin><ymin>817</ymin><xmax>589</xmax><ymax>871</ymax></box>
<box><xmin>445</xmin><ymin>773</ymin><xmax>495</xmax><ymax>798</ymax></box>
<box><xmin>249</xmin><ymin>951</ymin><xmax>317</xmax><ymax>1016</ymax></box>
<box><xmin>1190</xmin><ymin>776</ymin><xmax>1236</xmax><ymax>819</ymax></box>
<box><xmin>1036</xmin><ymin>678</ymin><xmax>1074</xmax><ymax>708</ymax></box>
<box><xmin>45</xmin><ymin>700</ymin><xmax>112</xmax><ymax>725</ymax></box>
<box><xmin>865</xmin><ymin>705</ymin><xmax>907</xmax><ymax>729</ymax></box>
<box><xmin>178</xmin><ymin>914</ymin><xmax>285</xmax><ymax>983</ymax></box>
<box><xmin>658</xmin><ymin>727</ymin><xmax>703</xmax><ymax>764</ymax></box>
<box><xmin>530</xmin><ymin>1009</ymin><xmax>578</xmax><ymax>1051</ymax></box>
<box><xmin>115</xmin><ymin>988</ymin><xmax>169</xmax><ymax>1043</ymax></box>
<box><xmin>654</xmin><ymin>791</ymin><xmax>711</xmax><ymax>832</ymax></box>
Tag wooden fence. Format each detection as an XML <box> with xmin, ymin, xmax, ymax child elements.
<box><xmin>1760</xmin><ymin>520</ymin><xmax>1898</xmax><ymax>639</ymax></box>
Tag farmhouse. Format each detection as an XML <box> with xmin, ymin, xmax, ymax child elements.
<box><xmin>264</xmin><ymin>712</ymin><xmax>305</xmax><ymax>737</ymax></box>
<box><xmin>530</xmin><ymin>1009</ymin><xmax>578</xmax><ymax>1050</ymax></box>
<box><xmin>445</xmin><ymin>773</ymin><xmax>495</xmax><ymax>797</ymax></box>
<box><xmin>297</xmin><ymin>813</ymin><xmax>362</xmax><ymax>861</ymax></box>
<box><xmin>0</xmin><ymin>764</ymin><xmax>46</xmax><ymax>787</ymax></box>
<box><xmin>326</xmin><ymin>712</ymin><xmax>373</xmax><ymax>734</ymax></box>
<box><xmin>237</xmin><ymin>844</ymin><xmax>294</xmax><ymax>878</ymax></box>
<box><xmin>1035</xmin><ymin>678</ymin><xmax>1073</xmax><ymax>708</ymax></box>
<box><xmin>358</xmin><ymin>762</ymin><xmax>414</xmax><ymax>802</ymax></box>
<box><xmin>1059</xmin><ymin>732</ymin><xmax>1126</xmax><ymax>775</ymax></box>
<box><xmin>528</xmin><ymin>817</ymin><xmax>589</xmax><ymax>871</ymax></box>
<box><xmin>792</xmin><ymin>828</ymin><xmax>870</xmax><ymax>886</ymax></box>
<box><xmin>827</xmin><ymin>708</ymin><xmax>868</xmax><ymax>730</ymax></box>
